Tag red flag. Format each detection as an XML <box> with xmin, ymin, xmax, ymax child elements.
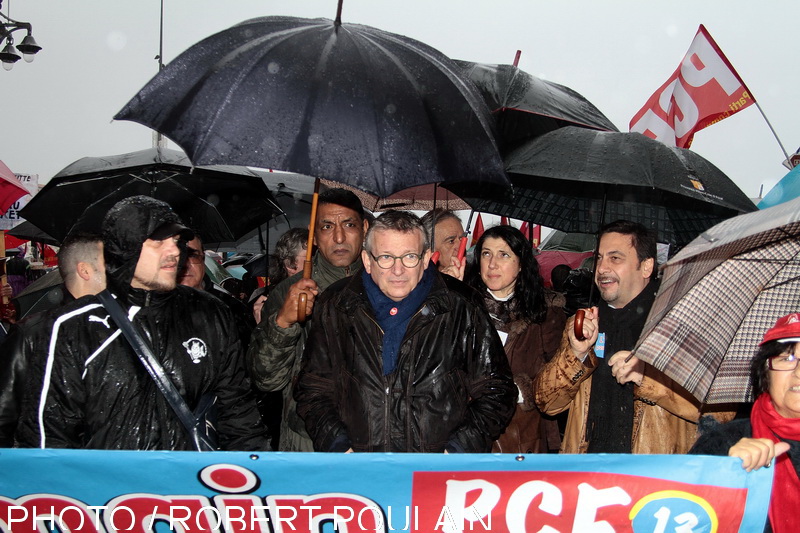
<box><xmin>519</xmin><ymin>222</ymin><xmax>541</xmax><ymax>247</ymax></box>
<box><xmin>470</xmin><ymin>214</ymin><xmax>484</xmax><ymax>247</ymax></box>
<box><xmin>629</xmin><ymin>25</ymin><xmax>754</xmax><ymax>148</ymax></box>
<box><xmin>4</xmin><ymin>234</ymin><xmax>28</xmax><ymax>249</ymax></box>
<box><xmin>0</xmin><ymin>161</ymin><xmax>31</xmax><ymax>215</ymax></box>
<box><xmin>519</xmin><ymin>221</ymin><xmax>530</xmax><ymax>240</ymax></box>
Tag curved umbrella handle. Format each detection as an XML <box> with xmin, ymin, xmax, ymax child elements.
<box><xmin>297</xmin><ymin>291</ymin><xmax>308</xmax><ymax>323</ymax></box>
<box><xmin>574</xmin><ymin>309</ymin><xmax>587</xmax><ymax>341</ymax></box>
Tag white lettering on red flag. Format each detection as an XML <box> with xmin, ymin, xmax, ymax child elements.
<box><xmin>629</xmin><ymin>25</ymin><xmax>754</xmax><ymax>148</ymax></box>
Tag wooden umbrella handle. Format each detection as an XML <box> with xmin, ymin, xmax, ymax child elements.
<box><xmin>297</xmin><ymin>291</ymin><xmax>308</xmax><ymax>322</ymax></box>
<box><xmin>297</xmin><ymin>183</ymin><xmax>320</xmax><ymax>323</ymax></box>
<box><xmin>574</xmin><ymin>309</ymin><xmax>587</xmax><ymax>341</ymax></box>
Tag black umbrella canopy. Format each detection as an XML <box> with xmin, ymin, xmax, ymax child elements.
<box><xmin>20</xmin><ymin>148</ymin><xmax>284</xmax><ymax>243</ymax></box>
<box><xmin>113</xmin><ymin>15</ymin><xmax>509</xmax><ymax>198</ymax></box>
<box><xmin>7</xmin><ymin>220</ymin><xmax>59</xmax><ymax>246</ymax></box>
<box><xmin>456</xmin><ymin>60</ymin><xmax>618</xmax><ymax>151</ymax></box>
<box><xmin>12</xmin><ymin>268</ymin><xmax>65</xmax><ymax>320</ymax></box>
<box><xmin>452</xmin><ymin>127</ymin><xmax>757</xmax><ymax>248</ymax></box>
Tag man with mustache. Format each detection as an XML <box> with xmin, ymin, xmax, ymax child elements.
<box><xmin>14</xmin><ymin>196</ymin><xmax>269</xmax><ymax>450</ymax></box>
<box><xmin>534</xmin><ymin>220</ymin><xmax>719</xmax><ymax>454</ymax></box>
<box><xmin>248</xmin><ymin>188</ymin><xmax>368</xmax><ymax>451</ymax></box>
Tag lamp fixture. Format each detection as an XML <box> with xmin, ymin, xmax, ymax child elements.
<box><xmin>0</xmin><ymin>2</ymin><xmax>41</xmax><ymax>71</ymax></box>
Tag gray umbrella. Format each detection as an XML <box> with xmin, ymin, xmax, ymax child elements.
<box><xmin>631</xmin><ymin>196</ymin><xmax>800</xmax><ymax>404</ymax></box>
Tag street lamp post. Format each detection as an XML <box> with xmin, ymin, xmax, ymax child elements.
<box><xmin>0</xmin><ymin>4</ymin><xmax>42</xmax><ymax>71</ymax></box>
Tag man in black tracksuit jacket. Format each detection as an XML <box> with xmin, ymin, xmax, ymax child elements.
<box><xmin>14</xmin><ymin>196</ymin><xmax>269</xmax><ymax>450</ymax></box>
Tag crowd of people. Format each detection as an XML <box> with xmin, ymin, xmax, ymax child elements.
<box><xmin>0</xmin><ymin>190</ymin><xmax>797</xmax><ymax>531</ymax></box>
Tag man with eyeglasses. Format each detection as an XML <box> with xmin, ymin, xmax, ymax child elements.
<box><xmin>178</xmin><ymin>234</ymin><xmax>255</xmax><ymax>349</ymax></box>
<box><xmin>294</xmin><ymin>210</ymin><xmax>516</xmax><ymax>453</ymax></box>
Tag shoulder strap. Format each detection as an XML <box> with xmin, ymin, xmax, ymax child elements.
<box><xmin>96</xmin><ymin>290</ymin><xmax>202</xmax><ymax>439</ymax></box>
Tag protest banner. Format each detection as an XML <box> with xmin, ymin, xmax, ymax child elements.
<box><xmin>0</xmin><ymin>449</ymin><xmax>770</xmax><ymax>532</ymax></box>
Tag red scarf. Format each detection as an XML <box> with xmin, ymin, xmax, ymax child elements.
<box><xmin>751</xmin><ymin>393</ymin><xmax>800</xmax><ymax>532</ymax></box>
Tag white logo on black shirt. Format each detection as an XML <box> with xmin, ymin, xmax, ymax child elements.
<box><xmin>182</xmin><ymin>337</ymin><xmax>207</xmax><ymax>364</ymax></box>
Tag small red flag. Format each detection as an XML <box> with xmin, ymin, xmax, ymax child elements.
<box><xmin>470</xmin><ymin>214</ymin><xmax>485</xmax><ymax>247</ymax></box>
<box><xmin>0</xmin><ymin>160</ymin><xmax>32</xmax><ymax>216</ymax></box>
<box><xmin>629</xmin><ymin>25</ymin><xmax>754</xmax><ymax>148</ymax></box>
<box><xmin>519</xmin><ymin>221</ymin><xmax>530</xmax><ymax>239</ymax></box>
<box><xmin>519</xmin><ymin>222</ymin><xmax>541</xmax><ymax>247</ymax></box>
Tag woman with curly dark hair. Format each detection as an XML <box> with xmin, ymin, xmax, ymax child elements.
<box><xmin>465</xmin><ymin>225</ymin><xmax>566</xmax><ymax>453</ymax></box>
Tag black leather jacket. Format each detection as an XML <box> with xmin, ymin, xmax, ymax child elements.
<box><xmin>0</xmin><ymin>286</ymin><xmax>74</xmax><ymax>446</ymax></box>
<box><xmin>294</xmin><ymin>270</ymin><xmax>516</xmax><ymax>453</ymax></box>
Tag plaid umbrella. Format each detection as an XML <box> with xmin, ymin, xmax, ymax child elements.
<box><xmin>631</xmin><ymin>196</ymin><xmax>800</xmax><ymax>404</ymax></box>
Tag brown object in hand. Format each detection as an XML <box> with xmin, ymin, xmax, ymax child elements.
<box><xmin>297</xmin><ymin>291</ymin><xmax>308</xmax><ymax>323</ymax></box>
<box><xmin>574</xmin><ymin>309</ymin><xmax>586</xmax><ymax>341</ymax></box>
<box><xmin>297</xmin><ymin>181</ymin><xmax>320</xmax><ymax>324</ymax></box>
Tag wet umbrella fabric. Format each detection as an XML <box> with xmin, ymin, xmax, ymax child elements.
<box><xmin>631</xmin><ymin>196</ymin><xmax>800</xmax><ymax>404</ymax></box>
<box><xmin>758</xmin><ymin>164</ymin><xmax>800</xmax><ymax>209</ymax></box>
<box><xmin>12</xmin><ymin>268</ymin><xmax>65</xmax><ymax>320</ymax></box>
<box><xmin>455</xmin><ymin>60</ymin><xmax>618</xmax><ymax>151</ymax></box>
<box><xmin>20</xmin><ymin>148</ymin><xmax>283</xmax><ymax>243</ymax></box>
<box><xmin>453</xmin><ymin>127</ymin><xmax>757</xmax><ymax>248</ymax></box>
<box><xmin>6</xmin><ymin>221</ymin><xmax>59</xmax><ymax>246</ymax></box>
<box><xmin>114</xmin><ymin>16</ymin><xmax>509</xmax><ymax>198</ymax></box>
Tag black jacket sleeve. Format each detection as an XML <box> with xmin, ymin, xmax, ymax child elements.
<box><xmin>0</xmin><ymin>325</ymin><xmax>26</xmax><ymax>446</ymax></box>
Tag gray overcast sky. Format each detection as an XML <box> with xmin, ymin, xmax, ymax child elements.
<box><xmin>1</xmin><ymin>1</ymin><xmax>797</xmax><ymax>200</ymax></box>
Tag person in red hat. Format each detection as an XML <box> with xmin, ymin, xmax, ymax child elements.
<box><xmin>691</xmin><ymin>312</ymin><xmax>800</xmax><ymax>533</ymax></box>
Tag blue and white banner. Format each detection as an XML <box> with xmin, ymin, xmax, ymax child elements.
<box><xmin>0</xmin><ymin>449</ymin><xmax>771</xmax><ymax>532</ymax></box>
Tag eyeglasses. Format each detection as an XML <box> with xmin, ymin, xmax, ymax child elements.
<box><xmin>768</xmin><ymin>352</ymin><xmax>799</xmax><ymax>371</ymax></box>
<box><xmin>369</xmin><ymin>252</ymin><xmax>423</xmax><ymax>269</ymax></box>
<box><xmin>186</xmin><ymin>248</ymin><xmax>204</xmax><ymax>264</ymax></box>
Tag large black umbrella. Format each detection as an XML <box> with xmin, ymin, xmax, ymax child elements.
<box><xmin>7</xmin><ymin>221</ymin><xmax>59</xmax><ymax>246</ymax></box>
<box><xmin>456</xmin><ymin>60</ymin><xmax>619</xmax><ymax>152</ymax></box>
<box><xmin>113</xmin><ymin>14</ymin><xmax>509</xmax><ymax>197</ymax></box>
<box><xmin>453</xmin><ymin>127</ymin><xmax>757</xmax><ymax>248</ymax></box>
<box><xmin>20</xmin><ymin>148</ymin><xmax>284</xmax><ymax>243</ymax></box>
<box><xmin>12</xmin><ymin>268</ymin><xmax>65</xmax><ymax>320</ymax></box>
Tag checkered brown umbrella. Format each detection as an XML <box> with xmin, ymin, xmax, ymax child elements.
<box><xmin>631</xmin><ymin>196</ymin><xmax>800</xmax><ymax>404</ymax></box>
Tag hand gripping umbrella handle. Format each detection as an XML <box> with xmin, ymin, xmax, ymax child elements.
<box><xmin>574</xmin><ymin>309</ymin><xmax>587</xmax><ymax>341</ymax></box>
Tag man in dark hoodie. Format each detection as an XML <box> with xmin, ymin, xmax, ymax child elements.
<box><xmin>14</xmin><ymin>196</ymin><xmax>269</xmax><ymax>450</ymax></box>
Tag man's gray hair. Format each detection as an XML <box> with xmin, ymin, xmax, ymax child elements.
<box><xmin>420</xmin><ymin>208</ymin><xmax>461</xmax><ymax>242</ymax></box>
<box><xmin>364</xmin><ymin>210</ymin><xmax>429</xmax><ymax>254</ymax></box>
<box><xmin>274</xmin><ymin>227</ymin><xmax>308</xmax><ymax>269</ymax></box>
